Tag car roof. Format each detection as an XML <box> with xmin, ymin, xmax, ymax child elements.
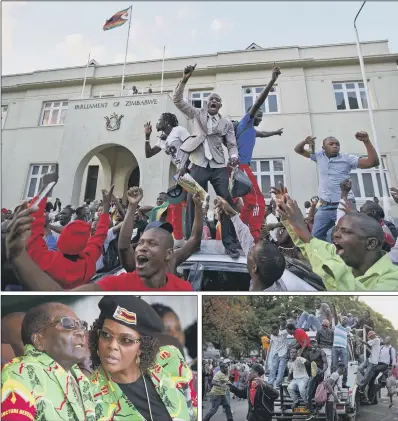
<box><xmin>185</xmin><ymin>240</ymin><xmax>247</xmax><ymax>264</ymax></box>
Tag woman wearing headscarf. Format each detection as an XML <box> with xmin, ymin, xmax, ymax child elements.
<box><xmin>88</xmin><ymin>296</ymin><xmax>197</xmax><ymax>420</ymax></box>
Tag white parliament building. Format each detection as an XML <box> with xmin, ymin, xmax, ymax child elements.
<box><xmin>2</xmin><ymin>40</ymin><xmax>398</xmax><ymax>220</ymax></box>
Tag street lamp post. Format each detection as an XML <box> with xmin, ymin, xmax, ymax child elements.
<box><xmin>354</xmin><ymin>1</ymin><xmax>390</xmax><ymax>219</ymax></box>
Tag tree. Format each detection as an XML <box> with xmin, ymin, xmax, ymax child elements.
<box><xmin>202</xmin><ymin>296</ymin><xmax>398</xmax><ymax>357</ymax></box>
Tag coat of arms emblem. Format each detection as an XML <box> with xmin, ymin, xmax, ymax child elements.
<box><xmin>105</xmin><ymin>113</ymin><xmax>124</xmax><ymax>131</ymax></box>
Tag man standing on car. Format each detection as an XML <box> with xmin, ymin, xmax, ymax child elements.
<box><xmin>234</xmin><ymin>65</ymin><xmax>283</xmax><ymax>242</ymax></box>
<box><xmin>173</xmin><ymin>63</ymin><xmax>240</xmax><ymax>258</ymax></box>
<box><xmin>306</xmin><ymin>339</ymin><xmax>328</xmax><ymax>415</ymax></box>
<box><xmin>316</xmin><ymin>319</ymin><xmax>334</xmax><ymax>376</ymax></box>
<box><xmin>287</xmin><ymin>348</ymin><xmax>309</xmax><ymax>410</ymax></box>
<box><xmin>294</xmin><ymin>131</ymin><xmax>379</xmax><ymax>241</ymax></box>
<box><xmin>266</xmin><ymin>324</ymin><xmax>289</xmax><ymax>389</ymax></box>
<box><xmin>358</xmin><ymin>330</ymin><xmax>381</xmax><ymax>389</ymax></box>
<box><xmin>331</xmin><ymin>316</ymin><xmax>350</xmax><ymax>388</ymax></box>
<box><xmin>203</xmin><ymin>362</ymin><xmax>233</xmax><ymax>421</ymax></box>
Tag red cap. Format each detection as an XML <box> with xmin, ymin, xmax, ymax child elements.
<box><xmin>57</xmin><ymin>220</ymin><xmax>91</xmax><ymax>255</ymax></box>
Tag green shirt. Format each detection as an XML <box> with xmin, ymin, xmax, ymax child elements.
<box><xmin>1</xmin><ymin>345</ymin><xmax>96</xmax><ymax>421</ymax></box>
<box><xmin>90</xmin><ymin>345</ymin><xmax>197</xmax><ymax>421</ymax></box>
<box><xmin>283</xmin><ymin>221</ymin><xmax>398</xmax><ymax>291</ymax></box>
<box><xmin>208</xmin><ymin>371</ymin><xmax>230</xmax><ymax>396</ymax></box>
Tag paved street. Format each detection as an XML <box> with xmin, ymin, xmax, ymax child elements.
<box><xmin>202</xmin><ymin>390</ymin><xmax>398</xmax><ymax>420</ymax></box>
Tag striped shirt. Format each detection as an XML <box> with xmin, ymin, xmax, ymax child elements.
<box><xmin>333</xmin><ymin>324</ymin><xmax>350</xmax><ymax>348</ymax></box>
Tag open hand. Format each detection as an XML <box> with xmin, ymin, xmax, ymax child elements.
<box><xmin>182</xmin><ymin>64</ymin><xmax>197</xmax><ymax>83</ymax></box>
<box><xmin>355</xmin><ymin>131</ymin><xmax>370</xmax><ymax>143</ymax></box>
<box><xmin>270</xmin><ymin>182</ymin><xmax>288</xmax><ymax>212</ymax></box>
<box><xmin>390</xmin><ymin>187</ymin><xmax>398</xmax><ymax>204</ymax></box>
<box><xmin>277</xmin><ymin>196</ymin><xmax>312</xmax><ymax>243</ymax></box>
<box><xmin>126</xmin><ymin>187</ymin><xmax>144</xmax><ymax>205</ymax></box>
<box><xmin>6</xmin><ymin>202</ymin><xmax>38</xmax><ymax>262</ymax></box>
<box><xmin>144</xmin><ymin>122</ymin><xmax>152</xmax><ymax>139</ymax></box>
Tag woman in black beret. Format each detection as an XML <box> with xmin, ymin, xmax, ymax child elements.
<box><xmin>88</xmin><ymin>296</ymin><xmax>197</xmax><ymax>420</ymax></box>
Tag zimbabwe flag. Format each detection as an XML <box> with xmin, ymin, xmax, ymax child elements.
<box><xmin>103</xmin><ymin>7</ymin><xmax>130</xmax><ymax>31</ymax></box>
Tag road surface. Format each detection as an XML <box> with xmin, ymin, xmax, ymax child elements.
<box><xmin>202</xmin><ymin>390</ymin><xmax>398</xmax><ymax>420</ymax></box>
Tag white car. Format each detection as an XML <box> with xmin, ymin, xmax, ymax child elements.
<box><xmin>177</xmin><ymin>240</ymin><xmax>325</xmax><ymax>291</ymax></box>
<box><xmin>266</xmin><ymin>331</ymin><xmax>359</xmax><ymax>421</ymax></box>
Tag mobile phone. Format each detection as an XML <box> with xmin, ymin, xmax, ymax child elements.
<box><xmin>37</xmin><ymin>182</ymin><xmax>56</xmax><ymax>204</ymax></box>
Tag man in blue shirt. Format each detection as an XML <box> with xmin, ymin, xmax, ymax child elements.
<box><xmin>236</xmin><ymin>66</ymin><xmax>283</xmax><ymax>242</ymax></box>
<box><xmin>294</xmin><ymin>132</ymin><xmax>379</xmax><ymax>241</ymax></box>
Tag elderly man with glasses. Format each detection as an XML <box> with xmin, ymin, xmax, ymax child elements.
<box><xmin>1</xmin><ymin>302</ymin><xmax>96</xmax><ymax>421</ymax></box>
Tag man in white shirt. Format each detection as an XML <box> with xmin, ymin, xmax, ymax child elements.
<box><xmin>287</xmin><ymin>348</ymin><xmax>309</xmax><ymax>408</ymax></box>
<box><xmin>144</xmin><ymin>115</ymin><xmax>191</xmax><ymax>245</ymax></box>
<box><xmin>93</xmin><ymin>219</ymin><xmax>123</xmax><ymax>272</ymax></box>
<box><xmin>358</xmin><ymin>330</ymin><xmax>381</xmax><ymax>387</ymax></box>
<box><xmin>267</xmin><ymin>324</ymin><xmax>288</xmax><ymax>388</ymax></box>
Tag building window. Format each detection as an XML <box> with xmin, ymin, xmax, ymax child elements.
<box><xmin>333</xmin><ymin>81</ymin><xmax>368</xmax><ymax>111</ymax></box>
<box><xmin>2</xmin><ymin>105</ymin><xmax>8</xmax><ymax>129</ymax></box>
<box><xmin>189</xmin><ymin>91</ymin><xmax>212</xmax><ymax>108</ymax></box>
<box><xmin>250</xmin><ymin>158</ymin><xmax>285</xmax><ymax>198</ymax></box>
<box><xmin>40</xmin><ymin>101</ymin><xmax>68</xmax><ymax>126</ymax></box>
<box><xmin>350</xmin><ymin>156</ymin><xmax>390</xmax><ymax>200</ymax></box>
<box><xmin>25</xmin><ymin>164</ymin><xmax>57</xmax><ymax>199</ymax></box>
<box><xmin>243</xmin><ymin>86</ymin><xmax>279</xmax><ymax>114</ymax></box>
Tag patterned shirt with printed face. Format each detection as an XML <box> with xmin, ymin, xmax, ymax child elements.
<box><xmin>1</xmin><ymin>345</ymin><xmax>96</xmax><ymax>421</ymax></box>
<box><xmin>90</xmin><ymin>345</ymin><xmax>197</xmax><ymax>421</ymax></box>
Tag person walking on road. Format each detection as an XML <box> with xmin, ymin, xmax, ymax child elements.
<box><xmin>203</xmin><ymin>362</ymin><xmax>233</xmax><ymax>421</ymax></box>
<box><xmin>229</xmin><ymin>363</ymin><xmax>278</xmax><ymax>421</ymax></box>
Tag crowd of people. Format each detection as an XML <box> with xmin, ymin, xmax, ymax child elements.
<box><xmin>203</xmin><ymin>298</ymin><xmax>398</xmax><ymax>421</ymax></box>
<box><xmin>1</xmin><ymin>63</ymin><xmax>398</xmax><ymax>292</ymax></box>
<box><xmin>1</xmin><ymin>296</ymin><xmax>198</xmax><ymax>420</ymax></box>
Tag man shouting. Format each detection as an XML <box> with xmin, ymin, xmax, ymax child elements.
<box><xmin>173</xmin><ymin>63</ymin><xmax>240</xmax><ymax>258</ymax></box>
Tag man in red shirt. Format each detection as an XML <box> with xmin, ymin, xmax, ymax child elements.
<box><xmin>6</xmin><ymin>202</ymin><xmax>194</xmax><ymax>292</ymax></box>
<box><xmin>286</xmin><ymin>323</ymin><xmax>310</xmax><ymax>353</ymax></box>
<box><xmin>25</xmin><ymin>169</ymin><xmax>111</xmax><ymax>288</ymax></box>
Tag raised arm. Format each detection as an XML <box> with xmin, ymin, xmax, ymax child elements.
<box><xmin>249</xmin><ymin>66</ymin><xmax>281</xmax><ymax>118</ymax></box>
<box><xmin>356</xmin><ymin>132</ymin><xmax>380</xmax><ymax>169</ymax></box>
<box><xmin>118</xmin><ymin>187</ymin><xmax>143</xmax><ymax>272</ymax></box>
<box><xmin>294</xmin><ymin>136</ymin><xmax>316</xmax><ymax>159</ymax></box>
<box><xmin>173</xmin><ymin>193</ymin><xmax>204</xmax><ymax>267</ymax></box>
<box><xmin>81</xmin><ymin>186</ymin><xmax>113</xmax><ymax>262</ymax></box>
<box><xmin>112</xmin><ymin>194</ymin><xmax>126</xmax><ymax>219</ymax></box>
<box><xmin>6</xmin><ymin>205</ymin><xmax>101</xmax><ymax>291</ymax></box>
<box><xmin>172</xmin><ymin>64</ymin><xmax>197</xmax><ymax>119</ymax></box>
<box><xmin>144</xmin><ymin>121</ymin><xmax>162</xmax><ymax>158</ymax></box>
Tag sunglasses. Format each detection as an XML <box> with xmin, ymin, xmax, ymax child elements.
<box><xmin>39</xmin><ymin>317</ymin><xmax>88</xmax><ymax>332</ymax></box>
<box><xmin>97</xmin><ymin>329</ymin><xmax>141</xmax><ymax>346</ymax></box>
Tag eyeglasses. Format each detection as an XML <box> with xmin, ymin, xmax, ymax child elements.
<box><xmin>97</xmin><ymin>329</ymin><xmax>141</xmax><ymax>346</ymax></box>
<box><xmin>39</xmin><ymin>317</ymin><xmax>88</xmax><ymax>332</ymax></box>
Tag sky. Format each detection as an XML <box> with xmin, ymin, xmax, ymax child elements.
<box><xmin>2</xmin><ymin>1</ymin><xmax>398</xmax><ymax>75</ymax></box>
<box><xmin>359</xmin><ymin>296</ymin><xmax>398</xmax><ymax>329</ymax></box>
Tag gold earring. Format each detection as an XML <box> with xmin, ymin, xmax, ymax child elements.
<box><xmin>136</xmin><ymin>355</ymin><xmax>140</xmax><ymax>366</ymax></box>
<box><xmin>97</xmin><ymin>349</ymin><xmax>99</xmax><ymax>356</ymax></box>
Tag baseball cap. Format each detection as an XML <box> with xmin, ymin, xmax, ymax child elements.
<box><xmin>144</xmin><ymin>221</ymin><xmax>173</xmax><ymax>234</ymax></box>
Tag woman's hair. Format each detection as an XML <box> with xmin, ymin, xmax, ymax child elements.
<box><xmin>88</xmin><ymin>315</ymin><xmax>160</xmax><ymax>372</ymax></box>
